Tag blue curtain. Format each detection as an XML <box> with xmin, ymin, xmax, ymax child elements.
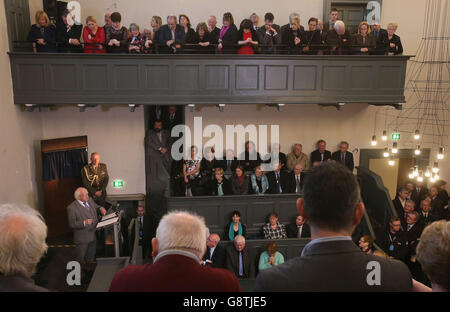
<box><xmin>43</xmin><ymin>148</ymin><xmax>88</xmax><ymax>182</ymax></box>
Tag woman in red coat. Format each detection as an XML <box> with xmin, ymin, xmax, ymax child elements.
<box><xmin>83</xmin><ymin>16</ymin><xmax>106</xmax><ymax>53</ymax></box>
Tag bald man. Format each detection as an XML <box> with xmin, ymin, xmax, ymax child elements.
<box><xmin>202</xmin><ymin>233</ymin><xmax>226</xmax><ymax>268</ymax></box>
<box><xmin>67</xmin><ymin>187</ymin><xmax>107</xmax><ymax>267</ymax></box>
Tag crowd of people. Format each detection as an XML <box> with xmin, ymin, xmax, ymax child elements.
<box><xmin>27</xmin><ymin>8</ymin><xmax>403</xmax><ymax>55</ymax></box>
<box><xmin>1</xmin><ymin>162</ymin><xmax>448</xmax><ymax>292</ymax></box>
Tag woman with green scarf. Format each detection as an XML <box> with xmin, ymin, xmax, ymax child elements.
<box><xmin>225</xmin><ymin>210</ymin><xmax>247</xmax><ymax>241</ymax></box>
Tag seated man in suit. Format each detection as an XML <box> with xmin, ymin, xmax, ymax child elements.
<box><xmin>257</xmin><ymin>12</ymin><xmax>282</xmax><ymax>54</ymax></box>
<box><xmin>292</xmin><ymin>164</ymin><xmax>305</xmax><ymax>194</ymax></box>
<box><xmin>267</xmin><ymin>162</ymin><xmax>294</xmax><ymax>194</ymax></box>
<box><xmin>202</xmin><ymin>233</ymin><xmax>226</xmax><ymax>268</ymax></box>
<box><xmin>263</xmin><ymin>143</ymin><xmax>287</xmax><ymax>171</ymax></box>
<box><xmin>225</xmin><ymin>235</ymin><xmax>255</xmax><ymax>279</ymax></box>
<box><xmin>418</xmin><ymin>199</ymin><xmax>438</xmax><ymax>227</ymax></box>
<box><xmin>310</xmin><ymin>139</ymin><xmax>332</xmax><ymax>165</ymax></box>
<box><xmin>286</xmin><ymin>143</ymin><xmax>310</xmax><ymax>171</ymax></box>
<box><xmin>146</xmin><ymin>120</ymin><xmax>172</xmax><ymax>174</ymax></box>
<box><xmin>0</xmin><ymin>204</ymin><xmax>48</xmax><ymax>292</ymax></box>
<box><xmin>159</xmin><ymin>15</ymin><xmax>185</xmax><ymax>54</ymax></box>
<box><xmin>286</xmin><ymin>215</ymin><xmax>311</xmax><ymax>238</ymax></box>
<box><xmin>400</xmin><ymin>200</ymin><xmax>416</xmax><ymax>230</ymax></box>
<box><xmin>376</xmin><ymin>216</ymin><xmax>409</xmax><ymax>262</ymax></box>
<box><xmin>405</xmin><ymin>212</ymin><xmax>424</xmax><ymax>253</ymax></box>
<box><xmin>392</xmin><ymin>187</ymin><xmax>409</xmax><ymax>218</ymax></box>
<box><xmin>110</xmin><ymin>211</ymin><xmax>241</xmax><ymax>291</ymax></box>
<box><xmin>220</xmin><ymin>149</ymin><xmax>239</xmax><ymax>173</ymax></box>
<box><xmin>331</xmin><ymin>141</ymin><xmax>354</xmax><ymax>171</ymax></box>
<box><xmin>255</xmin><ymin>162</ymin><xmax>412</xmax><ymax>291</ymax></box>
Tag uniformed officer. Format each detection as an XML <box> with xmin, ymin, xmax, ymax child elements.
<box><xmin>81</xmin><ymin>152</ymin><xmax>109</xmax><ymax>207</ymax></box>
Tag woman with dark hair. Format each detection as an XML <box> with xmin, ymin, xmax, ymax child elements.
<box><xmin>258</xmin><ymin>242</ymin><xmax>285</xmax><ymax>270</ymax></box>
<box><xmin>358</xmin><ymin>235</ymin><xmax>374</xmax><ymax>254</ymax></box>
<box><xmin>225</xmin><ymin>210</ymin><xmax>247</xmax><ymax>240</ymax></box>
<box><xmin>218</xmin><ymin>12</ymin><xmax>238</xmax><ymax>54</ymax></box>
<box><xmin>183</xmin><ymin>146</ymin><xmax>202</xmax><ymax>196</ymax></box>
<box><xmin>28</xmin><ymin>10</ymin><xmax>57</xmax><ymax>53</ymax></box>
<box><xmin>240</xmin><ymin>141</ymin><xmax>262</xmax><ymax>171</ymax></box>
<box><xmin>105</xmin><ymin>12</ymin><xmax>128</xmax><ymax>53</ymax></box>
<box><xmin>194</xmin><ymin>22</ymin><xmax>215</xmax><ymax>54</ymax></box>
<box><xmin>179</xmin><ymin>14</ymin><xmax>197</xmax><ymax>45</ymax></box>
<box><xmin>231</xmin><ymin>166</ymin><xmax>250</xmax><ymax>195</ymax></box>
<box><xmin>237</xmin><ymin>19</ymin><xmax>259</xmax><ymax>54</ymax></box>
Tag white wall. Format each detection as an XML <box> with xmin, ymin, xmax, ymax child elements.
<box><xmin>40</xmin><ymin>106</ymin><xmax>146</xmax><ymax>195</ymax></box>
<box><xmin>0</xmin><ymin>1</ymin><xmax>43</xmax><ymax>209</ymax></box>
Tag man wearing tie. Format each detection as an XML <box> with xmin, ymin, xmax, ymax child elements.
<box><xmin>267</xmin><ymin>162</ymin><xmax>293</xmax><ymax>194</ymax></box>
<box><xmin>331</xmin><ymin>141</ymin><xmax>354</xmax><ymax>171</ymax></box>
<box><xmin>310</xmin><ymin>140</ymin><xmax>332</xmax><ymax>165</ymax></box>
<box><xmin>202</xmin><ymin>233</ymin><xmax>225</xmax><ymax>268</ymax></box>
<box><xmin>286</xmin><ymin>215</ymin><xmax>311</xmax><ymax>238</ymax></box>
<box><xmin>67</xmin><ymin>187</ymin><xmax>107</xmax><ymax>269</ymax></box>
<box><xmin>163</xmin><ymin>105</ymin><xmax>182</xmax><ymax>132</ymax></box>
<box><xmin>225</xmin><ymin>235</ymin><xmax>255</xmax><ymax>279</ymax></box>
<box><xmin>292</xmin><ymin>164</ymin><xmax>304</xmax><ymax>194</ymax></box>
<box><xmin>221</xmin><ymin>149</ymin><xmax>239</xmax><ymax>172</ymax></box>
<box><xmin>418</xmin><ymin>200</ymin><xmax>437</xmax><ymax>227</ymax></box>
<box><xmin>129</xmin><ymin>206</ymin><xmax>151</xmax><ymax>261</ymax></box>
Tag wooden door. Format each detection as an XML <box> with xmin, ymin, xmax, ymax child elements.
<box><xmin>335</xmin><ymin>4</ymin><xmax>366</xmax><ymax>34</ymax></box>
<box><xmin>4</xmin><ymin>0</ymin><xmax>31</xmax><ymax>52</ymax></box>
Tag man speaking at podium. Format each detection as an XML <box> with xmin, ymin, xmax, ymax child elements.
<box><xmin>67</xmin><ymin>187</ymin><xmax>107</xmax><ymax>274</ymax></box>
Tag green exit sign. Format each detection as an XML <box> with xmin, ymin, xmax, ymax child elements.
<box><xmin>392</xmin><ymin>133</ymin><xmax>401</xmax><ymax>140</ymax></box>
<box><xmin>113</xmin><ymin>180</ymin><xmax>124</xmax><ymax>188</ymax></box>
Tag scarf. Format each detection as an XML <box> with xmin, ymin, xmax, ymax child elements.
<box><xmin>228</xmin><ymin>221</ymin><xmax>243</xmax><ymax>240</ymax></box>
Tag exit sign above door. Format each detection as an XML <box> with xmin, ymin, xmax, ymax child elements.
<box><xmin>113</xmin><ymin>180</ymin><xmax>124</xmax><ymax>188</ymax></box>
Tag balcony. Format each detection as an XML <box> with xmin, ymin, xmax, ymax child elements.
<box><xmin>8</xmin><ymin>52</ymin><xmax>411</xmax><ymax>108</ymax></box>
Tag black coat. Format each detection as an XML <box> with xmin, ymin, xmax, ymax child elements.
<box><xmin>28</xmin><ymin>24</ymin><xmax>57</xmax><ymax>53</ymax></box>
<box><xmin>376</xmin><ymin>229</ymin><xmax>409</xmax><ymax>262</ymax></box>
<box><xmin>161</xmin><ymin>111</ymin><xmax>182</xmax><ymax>131</ymax></box>
<box><xmin>231</xmin><ymin>175</ymin><xmax>250</xmax><ymax>195</ymax></box>
<box><xmin>257</xmin><ymin>24</ymin><xmax>282</xmax><ymax>54</ymax></box>
<box><xmin>209</xmin><ymin>27</ymin><xmax>221</xmax><ymax>44</ymax></box>
<box><xmin>203</xmin><ymin>243</ymin><xmax>226</xmax><ymax>268</ymax></box>
<box><xmin>331</xmin><ymin>151</ymin><xmax>355</xmax><ymax>171</ymax></box>
<box><xmin>376</xmin><ymin>33</ymin><xmax>403</xmax><ymax>55</ymax></box>
<box><xmin>240</xmin><ymin>151</ymin><xmax>262</xmax><ymax>171</ymax></box>
<box><xmin>281</xmin><ymin>27</ymin><xmax>306</xmax><ymax>54</ymax></box>
<box><xmin>286</xmin><ymin>222</ymin><xmax>311</xmax><ymax>238</ymax></box>
<box><xmin>193</xmin><ymin>32</ymin><xmax>216</xmax><ymax>54</ymax></box>
<box><xmin>263</xmin><ymin>152</ymin><xmax>287</xmax><ymax>170</ymax></box>
<box><xmin>310</xmin><ymin>149</ymin><xmax>332</xmax><ymax>164</ymax></box>
<box><xmin>219</xmin><ymin>24</ymin><xmax>239</xmax><ymax>54</ymax></box>
<box><xmin>326</xmin><ymin>29</ymin><xmax>351</xmax><ymax>55</ymax></box>
<box><xmin>56</xmin><ymin>22</ymin><xmax>83</xmax><ymax>53</ymax></box>
<box><xmin>303</xmin><ymin>30</ymin><xmax>322</xmax><ymax>55</ymax></box>
<box><xmin>184</xmin><ymin>27</ymin><xmax>197</xmax><ymax>44</ymax></box>
<box><xmin>224</xmin><ymin>222</ymin><xmax>247</xmax><ymax>241</ymax></box>
<box><xmin>411</xmin><ymin>186</ymin><xmax>428</xmax><ymax>209</ymax></box>
<box><xmin>406</xmin><ymin>222</ymin><xmax>424</xmax><ymax>252</ymax></box>
<box><xmin>418</xmin><ymin>211</ymin><xmax>438</xmax><ymax>228</ymax></box>
<box><xmin>266</xmin><ymin>171</ymin><xmax>294</xmax><ymax>194</ymax></box>
<box><xmin>218</xmin><ymin>157</ymin><xmax>240</xmax><ymax>172</ymax></box>
<box><xmin>430</xmin><ymin>197</ymin><xmax>445</xmax><ymax>220</ymax></box>
<box><xmin>158</xmin><ymin>24</ymin><xmax>185</xmax><ymax>53</ymax></box>
<box><xmin>209</xmin><ymin>177</ymin><xmax>233</xmax><ymax>196</ymax></box>
<box><xmin>225</xmin><ymin>244</ymin><xmax>255</xmax><ymax>279</ymax></box>
<box><xmin>351</xmin><ymin>34</ymin><xmax>376</xmax><ymax>55</ymax></box>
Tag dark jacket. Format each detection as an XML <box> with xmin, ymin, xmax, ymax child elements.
<box><xmin>266</xmin><ymin>171</ymin><xmax>294</xmax><ymax>194</ymax></box>
<box><xmin>105</xmin><ymin>26</ymin><xmax>128</xmax><ymax>53</ymax></box>
<box><xmin>376</xmin><ymin>229</ymin><xmax>409</xmax><ymax>261</ymax></box>
<box><xmin>281</xmin><ymin>27</ymin><xmax>306</xmax><ymax>54</ymax></box>
<box><xmin>0</xmin><ymin>275</ymin><xmax>48</xmax><ymax>292</ymax></box>
<box><xmin>209</xmin><ymin>177</ymin><xmax>233</xmax><ymax>196</ymax></box>
<box><xmin>326</xmin><ymin>29</ymin><xmax>351</xmax><ymax>55</ymax></box>
<box><xmin>331</xmin><ymin>151</ymin><xmax>355</xmax><ymax>171</ymax></box>
<box><xmin>418</xmin><ymin>211</ymin><xmax>438</xmax><ymax>228</ymax></box>
<box><xmin>158</xmin><ymin>24</ymin><xmax>186</xmax><ymax>53</ymax></box>
<box><xmin>183</xmin><ymin>27</ymin><xmax>197</xmax><ymax>44</ymax></box>
<box><xmin>351</xmin><ymin>34</ymin><xmax>376</xmax><ymax>55</ymax></box>
<box><xmin>193</xmin><ymin>31</ymin><xmax>216</xmax><ymax>54</ymax></box>
<box><xmin>257</xmin><ymin>24</ymin><xmax>282</xmax><ymax>54</ymax></box>
<box><xmin>219</xmin><ymin>157</ymin><xmax>240</xmax><ymax>172</ymax></box>
<box><xmin>263</xmin><ymin>152</ymin><xmax>287</xmax><ymax>170</ymax></box>
<box><xmin>286</xmin><ymin>222</ymin><xmax>311</xmax><ymax>238</ymax></box>
<box><xmin>371</xmin><ymin>28</ymin><xmax>387</xmax><ymax>40</ymax></box>
<box><xmin>219</xmin><ymin>24</ymin><xmax>239</xmax><ymax>54</ymax></box>
<box><xmin>56</xmin><ymin>22</ymin><xmax>83</xmax><ymax>53</ymax></box>
<box><xmin>310</xmin><ymin>149</ymin><xmax>332</xmax><ymax>164</ymax></box>
<box><xmin>237</xmin><ymin>28</ymin><xmax>259</xmax><ymax>54</ymax></box>
<box><xmin>209</xmin><ymin>27</ymin><xmax>221</xmax><ymax>44</ymax></box>
<box><xmin>303</xmin><ymin>30</ymin><xmax>322</xmax><ymax>55</ymax></box>
<box><xmin>203</xmin><ymin>243</ymin><xmax>226</xmax><ymax>269</ymax></box>
<box><xmin>27</xmin><ymin>24</ymin><xmax>57</xmax><ymax>53</ymax></box>
<box><xmin>377</xmin><ymin>33</ymin><xmax>403</xmax><ymax>55</ymax></box>
<box><xmin>231</xmin><ymin>175</ymin><xmax>250</xmax><ymax>195</ymax></box>
<box><xmin>254</xmin><ymin>239</ymin><xmax>412</xmax><ymax>291</ymax></box>
<box><xmin>240</xmin><ymin>151</ymin><xmax>262</xmax><ymax>171</ymax></box>
<box><xmin>225</xmin><ymin>245</ymin><xmax>256</xmax><ymax>279</ymax></box>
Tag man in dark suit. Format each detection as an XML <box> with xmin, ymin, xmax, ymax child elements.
<box><xmin>67</xmin><ymin>187</ymin><xmax>107</xmax><ymax>266</ymax></box>
<box><xmin>376</xmin><ymin>217</ymin><xmax>409</xmax><ymax>262</ymax></box>
<box><xmin>220</xmin><ymin>149</ymin><xmax>240</xmax><ymax>172</ymax></box>
<box><xmin>257</xmin><ymin>13</ymin><xmax>282</xmax><ymax>54</ymax></box>
<box><xmin>0</xmin><ymin>204</ymin><xmax>49</xmax><ymax>292</ymax></box>
<box><xmin>310</xmin><ymin>139</ymin><xmax>332</xmax><ymax>165</ymax></box>
<box><xmin>430</xmin><ymin>185</ymin><xmax>446</xmax><ymax>220</ymax></box>
<box><xmin>331</xmin><ymin>141</ymin><xmax>354</xmax><ymax>171</ymax></box>
<box><xmin>202</xmin><ymin>234</ymin><xmax>226</xmax><ymax>268</ymax></box>
<box><xmin>399</xmin><ymin>200</ymin><xmax>416</xmax><ymax>230</ymax></box>
<box><xmin>110</xmin><ymin>211</ymin><xmax>241</xmax><ymax>291</ymax></box>
<box><xmin>412</xmin><ymin>182</ymin><xmax>428</xmax><ymax>210</ymax></box>
<box><xmin>291</xmin><ymin>164</ymin><xmax>305</xmax><ymax>194</ymax></box>
<box><xmin>225</xmin><ymin>235</ymin><xmax>255</xmax><ymax>279</ymax></box>
<box><xmin>146</xmin><ymin>120</ymin><xmax>172</xmax><ymax>173</ymax></box>
<box><xmin>207</xmin><ymin>16</ymin><xmax>221</xmax><ymax>43</ymax></box>
<box><xmin>418</xmin><ymin>199</ymin><xmax>438</xmax><ymax>228</ymax></box>
<box><xmin>392</xmin><ymin>187</ymin><xmax>409</xmax><ymax>218</ymax></box>
<box><xmin>267</xmin><ymin>162</ymin><xmax>294</xmax><ymax>194</ymax></box>
<box><xmin>56</xmin><ymin>10</ymin><xmax>83</xmax><ymax>53</ymax></box>
<box><xmin>162</xmin><ymin>105</ymin><xmax>182</xmax><ymax>132</ymax></box>
<box><xmin>158</xmin><ymin>15</ymin><xmax>185</xmax><ymax>54</ymax></box>
<box><xmin>255</xmin><ymin>162</ymin><xmax>412</xmax><ymax>291</ymax></box>
<box><xmin>371</xmin><ymin>22</ymin><xmax>388</xmax><ymax>40</ymax></box>
<box><xmin>286</xmin><ymin>215</ymin><xmax>311</xmax><ymax>238</ymax></box>
<box><xmin>326</xmin><ymin>20</ymin><xmax>351</xmax><ymax>55</ymax></box>
<box><xmin>405</xmin><ymin>212</ymin><xmax>424</xmax><ymax>252</ymax></box>
<box><xmin>129</xmin><ymin>206</ymin><xmax>151</xmax><ymax>261</ymax></box>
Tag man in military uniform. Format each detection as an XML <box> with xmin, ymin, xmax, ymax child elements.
<box><xmin>81</xmin><ymin>152</ymin><xmax>109</xmax><ymax>207</ymax></box>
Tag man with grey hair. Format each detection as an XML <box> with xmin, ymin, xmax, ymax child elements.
<box><xmin>326</xmin><ymin>20</ymin><xmax>350</xmax><ymax>55</ymax></box>
<box><xmin>0</xmin><ymin>204</ymin><xmax>48</xmax><ymax>292</ymax></box>
<box><xmin>81</xmin><ymin>152</ymin><xmax>109</xmax><ymax>207</ymax></box>
<box><xmin>207</xmin><ymin>16</ymin><xmax>220</xmax><ymax>43</ymax></box>
<box><xmin>225</xmin><ymin>235</ymin><xmax>255</xmax><ymax>279</ymax></box>
<box><xmin>67</xmin><ymin>187</ymin><xmax>106</xmax><ymax>271</ymax></box>
<box><xmin>159</xmin><ymin>15</ymin><xmax>185</xmax><ymax>54</ymax></box>
<box><xmin>332</xmin><ymin>141</ymin><xmax>354</xmax><ymax>171</ymax></box>
<box><xmin>202</xmin><ymin>233</ymin><xmax>226</xmax><ymax>268</ymax></box>
<box><xmin>109</xmin><ymin>211</ymin><xmax>241</xmax><ymax>291</ymax></box>
<box><xmin>281</xmin><ymin>12</ymin><xmax>305</xmax><ymax>34</ymax></box>
<box><xmin>287</xmin><ymin>144</ymin><xmax>310</xmax><ymax>171</ymax></box>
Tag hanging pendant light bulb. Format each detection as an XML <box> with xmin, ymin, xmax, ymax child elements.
<box><xmin>392</xmin><ymin>142</ymin><xmax>398</xmax><ymax>154</ymax></box>
<box><xmin>425</xmin><ymin>167</ymin><xmax>431</xmax><ymax>177</ymax></box>
<box><xmin>408</xmin><ymin>168</ymin><xmax>414</xmax><ymax>179</ymax></box>
<box><xmin>371</xmin><ymin>135</ymin><xmax>377</xmax><ymax>146</ymax></box>
<box><xmin>417</xmin><ymin>170</ymin><xmax>424</xmax><ymax>182</ymax></box>
<box><xmin>415</xmin><ymin>145</ymin><xmax>421</xmax><ymax>155</ymax></box>
<box><xmin>432</xmin><ymin>162</ymin><xmax>439</xmax><ymax>173</ymax></box>
<box><xmin>414</xmin><ymin>129</ymin><xmax>420</xmax><ymax>140</ymax></box>
<box><xmin>413</xmin><ymin>166</ymin><xmax>419</xmax><ymax>177</ymax></box>
<box><xmin>383</xmin><ymin>147</ymin><xmax>390</xmax><ymax>158</ymax></box>
<box><xmin>382</xmin><ymin>130</ymin><xmax>388</xmax><ymax>141</ymax></box>
<box><xmin>437</xmin><ymin>147</ymin><xmax>444</xmax><ymax>160</ymax></box>
<box><xmin>388</xmin><ymin>156</ymin><xmax>395</xmax><ymax>166</ymax></box>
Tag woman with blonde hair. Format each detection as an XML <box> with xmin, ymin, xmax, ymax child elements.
<box><xmin>377</xmin><ymin>21</ymin><xmax>403</xmax><ymax>55</ymax></box>
<box><xmin>27</xmin><ymin>11</ymin><xmax>57</xmax><ymax>53</ymax></box>
<box><xmin>351</xmin><ymin>21</ymin><xmax>375</xmax><ymax>54</ymax></box>
<box><xmin>82</xmin><ymin>16</ymin><xmax>106</xmax><ymax>53</ymax></box>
